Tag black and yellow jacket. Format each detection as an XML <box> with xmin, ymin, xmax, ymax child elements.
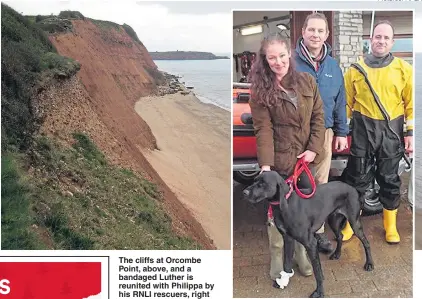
<box><xmin>344</xmin><ymin>55</ymin><xmax>413</xmax><ymax>135</ymax></box>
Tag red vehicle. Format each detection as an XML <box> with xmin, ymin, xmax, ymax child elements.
<box><xmin>232</xmin><ymin>82</ymin><xmax>411</xmax><ymax>215</ymax></box>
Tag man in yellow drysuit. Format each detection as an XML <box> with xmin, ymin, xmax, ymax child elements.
<box><xmin>341</xmin><ymin>20</ymin><xmax>413</xmax><ymax>244</ymax></box>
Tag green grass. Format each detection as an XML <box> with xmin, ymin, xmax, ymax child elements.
<box><xmin>72</xmin><ymin>132</ymin><xmax>107</xmax><ymax>165</ymax></box>
<box><xmin>1</xmin><ymin>153</ymin><xmax>43</xmax><ymax>249</ymax></box>
<box><xmin>89</xmin><ymin>18</ymin><xmax>121</xmax><ymax>31</ymax></box>
<box><xmin>2</xmin><ymin>133</ymin><xmax>201</xmax><ymax>250</ymax></box>
<box><xmin>43</xmin><ymin>202</ymin><xmax>95</xmax><ymax>250</ymax></box>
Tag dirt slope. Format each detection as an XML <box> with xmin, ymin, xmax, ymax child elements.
<box><xmin>44</xmin><ymin>19</ymin><xmax>215</xmax><ymax>249</ymax></box>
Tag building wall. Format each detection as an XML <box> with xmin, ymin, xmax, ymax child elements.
<box><xmin>332</xmin><ymin>11</ymin><xmax>363</xmax><ymax>74</ymax></box>
<box><xmin>362</xmin><ymin>12</ymin><xmax>413</xmax><ymax>36</ymax></box>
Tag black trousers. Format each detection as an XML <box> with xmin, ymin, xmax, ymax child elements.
<box><xmin>342</xmin><ymin>112</ymin><xmax>404</xmax><ymax>210</ymax></box>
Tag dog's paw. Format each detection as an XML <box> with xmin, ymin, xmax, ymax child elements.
<box><xmin>364</xmin><ymin>262</ymin><xmax>374</xmax><ymax>271</ymax></box>
<box><xmin>310</xmin><ymin>290</ymin><xmax>324</xmax><ymax>298</ymax></box>
<box><xmin>275</xmin><ymin>270</ymin><xmax>294</xmax><ymax>289</ymax></box>
<box><xmin>329</xmin><ymin>251</ymin><xmax>341</xmax><ymax>260</ymax></box>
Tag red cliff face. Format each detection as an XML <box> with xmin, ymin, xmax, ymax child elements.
<box><xmin>49</xmin><ymin>19</ymin><xmax>158</xmax><ymax>150</ymax></box>
<box><xmin>43</xmin><ymin>19</ymin><xmax>215</xmax><ymax>249</ymax></box>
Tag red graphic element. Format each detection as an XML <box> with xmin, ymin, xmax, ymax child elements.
<box><xmin>0</xmin><ymin>262</ymin><xmax>101</xmax><ymax>299</ymax></box>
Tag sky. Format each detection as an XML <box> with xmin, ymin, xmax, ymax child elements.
<box><xmin>3</xmin><ymin>1</ymin><xmax>233</xmax><ymax>54</ymax></box>
<box><xmin>3</xmin><ymin>0</ymin><xmax>422</xmax><ymax>53</ymax></box>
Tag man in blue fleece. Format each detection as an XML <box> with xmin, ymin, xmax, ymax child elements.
<box><xmin>295</xmin><ymin>12</ymin><xmax>349</xmax><ymax>252</ymax></box>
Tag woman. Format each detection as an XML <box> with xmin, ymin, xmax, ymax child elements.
<box><xmin>248</xmin><ymin>33</ymin><xmax>326</xmax><ymax>287</ymax></box>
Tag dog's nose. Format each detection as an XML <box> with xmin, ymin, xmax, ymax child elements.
<box><xmin>243</xmin><ymin>189</ymin><xmax>250</xmax><ymax>197</ymax></box>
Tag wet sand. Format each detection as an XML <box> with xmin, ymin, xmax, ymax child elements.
<box><xmin>135</xmin><ymin>92</ymin><xmax>231</xmax><ymax>249</ymax></box>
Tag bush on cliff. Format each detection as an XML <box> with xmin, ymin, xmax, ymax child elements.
<box><xmin>58</xmin><ymin>10</ymin><xmax>85</xmax><ymax>20</ymax></box>
<box><xmin>1</xmin><ymin>3</ymin><xmax>79</xmax><ymax>151</ymax></box>
<box><xmin>122</xmin><ymin>23</ymin><xmax>144</xmax><ymax>46</ymax></box>
<box><xmin>145</xmin><ymin>67</ymin><xmax>166</xmax><ymax>86</ymax></box>
<box><xmin>40</xmin><ymin>52</ymin><xmax>81</xmax><ymax>77</ymax></box>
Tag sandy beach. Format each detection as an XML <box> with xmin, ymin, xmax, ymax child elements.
<box><xmin>416</xmin><ymin>209</ymin><xmax>422</xmax><ymax>250</ymax></box>
<box><xmin>135</xmin><ymin>92</ymin><xmax>231</xmax><ymax>249</ymax></box>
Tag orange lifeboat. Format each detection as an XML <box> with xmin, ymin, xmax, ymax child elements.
<box><xmin>232</xmin><ymin>85</ymin><xmax>257</xmax><ymax>159</ymax></box>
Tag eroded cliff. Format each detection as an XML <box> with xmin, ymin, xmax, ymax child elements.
<box><xmin>46</xmin><ymin>18</ymin><xmax>215</xmax><ymax>249</ymax></box>
<box><xmin>1</xmin><ymin>5</ymin><xmax>215</xmax><ymax>249</ymax></box>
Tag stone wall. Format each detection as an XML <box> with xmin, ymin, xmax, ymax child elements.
<box><xmin>332</xmin><ymin>11</ymin><xmax>363</xmax><ymax>74</ymax></box>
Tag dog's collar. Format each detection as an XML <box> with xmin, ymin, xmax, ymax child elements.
<box><xmin>268</xmin><ymin>203</ymin><xmax>277</xmax><ymax>220</ymax></box>
<box><xmin>267</xmin><ymin>184</ymin><xmax>293</xmax><ymax>219</ymax></box>
<box><xmin>268</xmin><ymin>183</ymin><xmax>293</xmax><ymax>220</ymax></box>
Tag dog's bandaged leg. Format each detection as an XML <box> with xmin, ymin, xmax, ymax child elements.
<box><xmin>275</xmin><ymin>270</ymin><xmax>294</xmax><ymax>289</ymax></box>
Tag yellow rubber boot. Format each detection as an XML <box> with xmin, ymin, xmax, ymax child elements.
<box><xmin>383</xmin><ymin>208</ymin><xmax>400</xmax><ymax>244</ymax></box>
<box><xmin>341</xmin><ymin>221</ymin><xmax>354</xmax><ymax>241</ymax></box>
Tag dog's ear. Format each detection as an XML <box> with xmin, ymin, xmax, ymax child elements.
<box><xmin>275</xmin><ymin>173</ymin><xmax>290</xmax><ymax>200</ymax></box>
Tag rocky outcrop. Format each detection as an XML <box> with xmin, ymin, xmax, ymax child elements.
<box><xmin>37</xmin><ymin>17</ymin><xmax>74</xmax><ymax>34</ymax></box>
<box><xmin>156</xmin><ymin>72</ymin><xmax>194</xmax><ymax>96</ymax></box>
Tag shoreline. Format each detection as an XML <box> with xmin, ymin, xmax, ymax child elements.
<box><xmin>158</xmin><ymin>70</ymin><xmax>229</xmax><ymax>115</ymax></box>
<box><xmin>134</xmin><ymin>78</ymin><xmax>231</xmax><ymax>249</ymax></box>
<box><xmin>156</xmin><ymin>68</ymin><xmax>230</xmax><ymax>112</ymax></box>
<box><xmin>195</xmin><ymin>94</ymin><xmax>230</xmax><ymax>112</ymax></box>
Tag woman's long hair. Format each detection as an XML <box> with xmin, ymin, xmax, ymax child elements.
<box><xmin>248</xmin><ymin>33</ymin><xmax>299</xmax><ymax>107</ymax></box>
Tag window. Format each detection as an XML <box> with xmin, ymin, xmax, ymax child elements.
<box><xmin>363</xmin><ymin>36</ymin><xmax>413</xmax><ymax>57</ymax></box>
<box><xmin>391</xmin><ymin>38</ymin><xmax>413</xmax><ymax>52</ymax></box>
<box><xmin>363</xmin><ymin>40</ymin><xmax>370</xmax><ymax>54</ymax></box>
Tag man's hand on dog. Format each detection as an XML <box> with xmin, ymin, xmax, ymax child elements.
<box><xmin>297</xmin><ymin>150</ymin><xmax>317</xmax><ymax>163</ymax></box>
<box><xmin>260</xmin><ymin>165</ymin><xmax>271</xmax><ymax>174</ymax></box>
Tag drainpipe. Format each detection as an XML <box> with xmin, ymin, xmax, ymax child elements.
<box><xmin>368</xmin><ymin>10</ymin><xmax>375</xmax><ymax>54</ymax></box>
